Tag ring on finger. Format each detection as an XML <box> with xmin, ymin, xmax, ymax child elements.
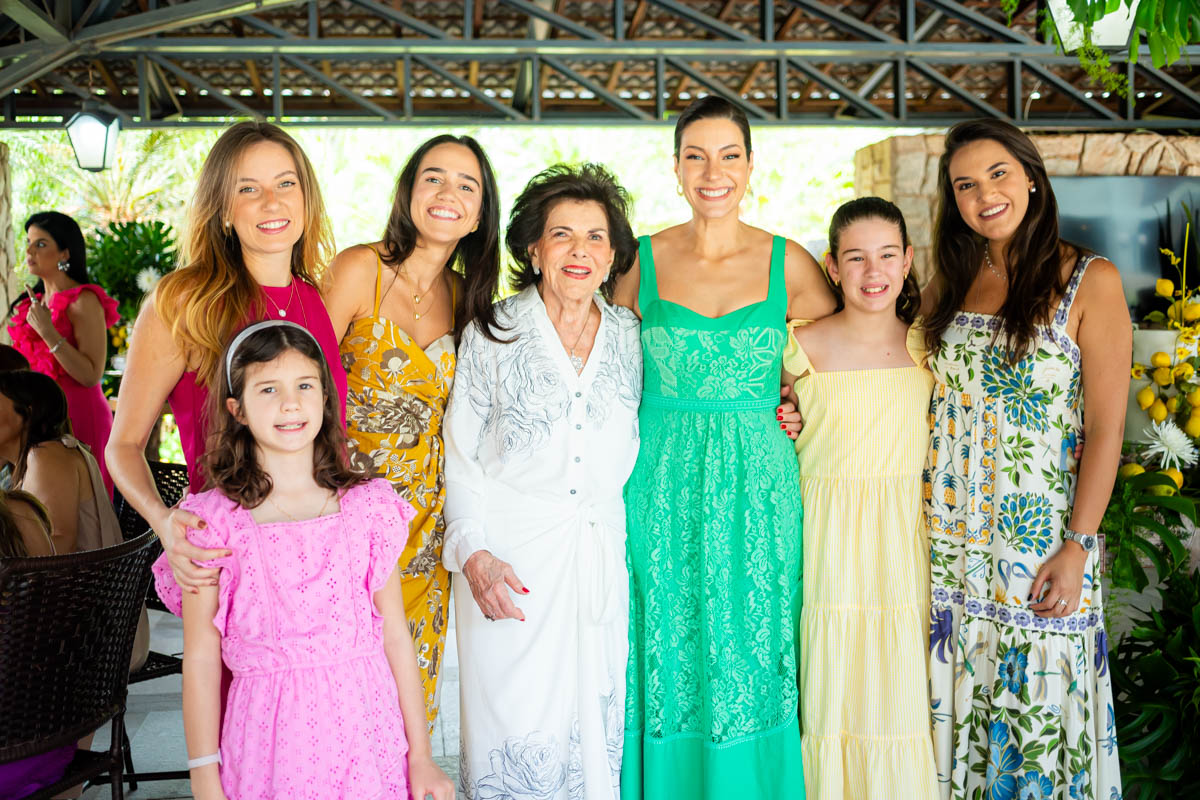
<box><xmin>1057</xmin><ymin>598</ymin><xmax>1067</xmax><ymax>606</ymax></box>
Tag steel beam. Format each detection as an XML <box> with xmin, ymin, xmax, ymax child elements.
<box><xmin>1</xmin><ymin>0</ymin><xmax>69</xmax><ymax>44</ymax></box>
<box><xmin>647</xmin><ymin>0</ymin><xmax>754</xmax><ymax>41</ymax></box>
<box><xmin>1022</xmin><ymin>60</ymin><xmax>1120</xmax><ymax>120</ymax></box>
<box><xmin>77</xmin><ymin>0</ymin><xmax>308</xmax><ymax>48</ymax></box>
<box><xmin>0</xmin><ymin>43</ymin><xmax>77</xmax><ymax>96</ymax></box>
<box><xmin>283</xmin><ymin>54</ymin><xmax>398</xmax><ymax>120</ymax></box>
<box><xmin>498</xmin><ymin>0</ymin><xmax>608</xmax><ymax>40</ymax></box>
<box><xmin>789</xmin><ymin>58</ymin><xmax>890</xmax><ymax>119</ymax></box>
<box><xmin>665</xmin><ymin>58</ymin><xmax>769</xmax><ymax>119</ymax></box>
<box><xmin>148</xmin><ymin>54</ymin><xmax>263</xmax><ymax>118</ymax></box>
<box><xmin>919</xmin><ymin>0</ymin><xmax>1030</xmax><ymax>44</ymax></box>
<box><xmin>784</xmin><ymin>0</ymin><xmax>897</xmax><ymax>43</ymax></box>
<box><xmin>909</xmin><ymin>58</ymin><xmax>1004</xmax><ymax>118</ymax></box>
<box><xmin>541</xmin><ymin>55</ymin><xmax>651</xmax><ymax>119</ymax></box>
<box><xmin>346</xmin><ymin>0</ymin><xmax>449</xmax><ymax>40</ymax></box>
<box><xmin>413</xmin><ymin>55</ymin><xmax>527</xmax><ymax>120</ymax></box>
<box><xmin>1136</xmin><ymin>63</ymin><xmax>1200</xmax><ymax>114</ymax></box>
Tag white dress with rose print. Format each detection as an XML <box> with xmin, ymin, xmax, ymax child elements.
<box><xmin>444</xmin><ymin>286</ymin><xmax>642</xmax><ymax>800</ymax></box>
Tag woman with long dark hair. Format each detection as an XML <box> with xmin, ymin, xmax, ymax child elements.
<box><xmin>612</xmin><ymin>96</ymin><xmax>835</xmax><ymax>799</ymax></box>
<box><xmin>323</xmin><ymin>134</ymin><xmax>502</xmax><ymax>729</ymax></box>
<box><xmin>8</xmin><ymin>211</ymin><xmax>119</xmax><ymax>495</ymax></box>
<box><xmin>923</xmin><ymin>119</ymin><xmax>1127</xmax><ymax>799</ymax></box>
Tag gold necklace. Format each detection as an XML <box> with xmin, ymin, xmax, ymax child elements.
<box><xmin>984</xmin><ymin>250</ymin><xmax>1007</xmax><ymax>282</ymax></box>
<box><xmin>262</xmin><ymin>280</ymin><xmax>298</xmax><ymax>318</ymax></box>
<box><xmin>400</xmin><ymin>268</ymin><xmax>441</xmax><ymax>321</ymax></box>
<box><xmin>265</xmin><ymin>490</ymin><xmax>335</xmax><ymax>522</ymax></box>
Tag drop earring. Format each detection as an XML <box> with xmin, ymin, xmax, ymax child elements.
<box><xmin>57</xmin><ymin>259</ymin><xmax>69</xmax><ymax>272</ymax></box>
<box><xmin>676</xmin><ymin>184</ymin><xmax>684</xmax><ymax>196</ymax></box>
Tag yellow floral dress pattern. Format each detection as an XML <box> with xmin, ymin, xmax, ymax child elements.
<box><xmin>341</xmin><ymin>251</ymin><xmax>456</xmax><ymax>732</ymax></box>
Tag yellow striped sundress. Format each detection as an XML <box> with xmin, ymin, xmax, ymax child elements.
<box><xmin>784</xmin><ymin>321</ymin><xmax>938</xmax><ymax>800</ymax></box>
<box><xmin>341</xmin><ymin>249</ymin><xmax>456</xmax><ymax>732</ymax></box>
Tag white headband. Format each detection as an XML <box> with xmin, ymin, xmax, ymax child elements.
<box><xmin>225</xmin><ymin>320</ymin><xmax>321</xmax><ymax>394</ymax></box>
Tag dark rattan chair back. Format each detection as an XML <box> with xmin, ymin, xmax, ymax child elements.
<box><xmin>112</xmin><ymin>461</ymin><xmax>190</xmax><ymax>542</ymax></box>
<box><xmin>0</xmin><ymin>531</ymin><xmax>157</xmax><ymax>798</ymax></box>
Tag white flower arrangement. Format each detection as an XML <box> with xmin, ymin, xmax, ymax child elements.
<box><xmin>1140</xmin><ymin>419</ymin><xmax>1200</xmax><ymax>472</ymax></box>
<box><xmin>135</xmin><ymin>267</ymin><xmax>161</xmax><ymax>293</ymax></box>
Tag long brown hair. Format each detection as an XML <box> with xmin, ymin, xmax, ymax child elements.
<box><xmin>154</xmin><ymin>122</ymin><xmax>335</xmax><ymax>387</ymax></box>
<box><xmin>203</xmin><ymin>323</ymin><xmax>365</xmax><ymax>508</ymax></box>
<box><xmin>925</xmin><ymin>118</ymin><xmax>1074</xmax><ymax>360</ymax></box>
<box><xmin>0</xmin><ymin>489</ymin><xmax>52</xmax><ymax>559</ymax></box>
<box><xmin>380</xmin><ymin>134</ymin><xmax>502</xmax><ymax>343</ymax></box>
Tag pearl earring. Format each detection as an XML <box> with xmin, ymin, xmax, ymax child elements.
<box><xmin>1030</xmin><ymin>186</ymin><xmax>1037</xmax><ymax>193</ymax></box>
<box><xmin>533</xmin><ymin>265</ymin><xmax>541</xmax><ymax>276</ymax></box>
<box><xmin>57</xmin><ymin>259</ymin><xmax>69</xmax><ymax>272</ymax></box>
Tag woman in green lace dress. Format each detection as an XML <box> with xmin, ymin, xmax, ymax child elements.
<box><xmin>923</xmin><ymin>119</ymin><xmax>1128</xmax><ymax>799</ymax></box>
<box><xmin>613</xmin><ymin>97</ymin><xmax>835</xmax><ymax>800</ymax></box>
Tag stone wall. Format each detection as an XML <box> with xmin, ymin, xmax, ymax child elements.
<box><xmin>0</xmin><ymin>142</ymin><xmax>14</xmax><ymax>341</ymax></box>
<box><xmin>854</xmin><ymin>132</ymin><xmax>1200</xmax><ymax>283</ymax></box>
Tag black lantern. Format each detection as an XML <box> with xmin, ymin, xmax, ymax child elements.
<box><xmin>64</xmin><ymin>103</ymin><xmax>120</xmax><ymax>172</ymax></box>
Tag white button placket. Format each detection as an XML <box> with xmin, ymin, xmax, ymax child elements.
<box><xmin>568</xmin><ymin>387</ymin><xmax>585</xmax><ymax>498</ymax></box>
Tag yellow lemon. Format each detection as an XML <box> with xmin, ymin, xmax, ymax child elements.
<box><xmin>1147</xmin><ymin>483</ymin><xmax>1176</xmax><ymax>496</ymax></box>
<box><xmin>1117</xmin><ymin>463</ymin><xmax>1146</xmax><ymax>479</ymax></box>
<box><xmin>1136</xmin><ymin>385</ymin><xmax>1157</xmax><ymax>409</ymax></box>
<box><xmin>1177</xmin><ymin>363</ymin><xmax>1196</xmax><ymax>380</ymax></box>
<box><xmin>1132</xmin><ymin>364</ymin><xmax>1146</xmax><ymax>379</ymax></box>
<box><xmin>1151</xmin><ymin>351</ymin><xmax>1172</xmax><ymax>367</ymax></box>
<box><xmin>1189</xmin><ymin>388</ymin><xmax>1200</xmax><ymax>407</ymax></box>
<box><xmin>1185</xmin><ymin>303</ymin><xmax>1200</xmax><ymax>322</ymax></box>
<box><xmin>1185</xmin><ymin>414</ymin><xmax>1200</xmax><ymax>438</ymax></box>
<box><xmin>1167</xmin><ymin>396</ymin><xmax>1180</xmax><ymax>414</ymax></box>
<box><xmin>1157</xmin><ymin>278</ymin><xmax>1176</xmax><ymax>297</ymax></box>
<box><xmin>1164</xmin><ymin>468</ymin><xmax>1185</xmax><ymax>489</ymax></box>
<box><xmin>1149</xmin><ymin>398</ymin><xmax>1168</xmax><ymax>422</ymax></box>
<box><xmin>1153</xmin><ymin>366</ymin><xmax>1174</xmax><ymax>386</ymax></box>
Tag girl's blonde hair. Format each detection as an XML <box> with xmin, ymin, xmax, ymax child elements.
<box><xmin>154</xmin><ymin>121</ymin><xmax>335</xmax><ymax>387</ymax></box>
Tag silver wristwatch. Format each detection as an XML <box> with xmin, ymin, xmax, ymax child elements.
<box><xmin>1063</xmin><ymin>529</ymin><xmax>1098</xmax><ymax>552</ymax></box>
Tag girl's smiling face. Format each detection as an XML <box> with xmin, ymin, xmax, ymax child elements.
<box><xmin>408</xmin><ymin>142</ymin><xmax>484</xmax><ymax>247</ymax></box>
<box><xmin>947</xmin><ymin>137</ymin><xmax>1035</xmax><ymax>245</ymax></box>
<box><xmin>826</xmin><ymin>217</ymin><xmax>913</xmax><ymax>314</ymax></box>
<box><xmin>226</xmin><ymin>347</ymin><xmax>325</xmax><ymax>459</ymax></box>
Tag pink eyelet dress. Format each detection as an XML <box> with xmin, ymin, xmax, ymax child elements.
<box><xmin>152</xmin><ymin>478</ymin><xmax>416</xmax><ymax>800</ymax></box>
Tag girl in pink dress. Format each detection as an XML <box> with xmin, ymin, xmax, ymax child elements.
<box><xmin>153</xmin><ymin>320</ymin><xmax>453</xmax><ymax>800</ymax></box>
<box><xmin>9</xmin><ymin>211</ymin><xmax>118</xmax><ymax>495</ymax></box>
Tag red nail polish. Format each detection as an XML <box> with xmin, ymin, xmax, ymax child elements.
<box><xmin>523</xmin><ymin>588</ymin><xmax>530</xmax><ymax>594</ymax></box>
<box><xmin>779</xmin><ymin>423</ymin><xmax>786</xmax><ymax>429</ymax></box>
<box><xmin>776</xmin><ymin>415</ymin><xmax>782</xmax><ymax>421</ymax></box>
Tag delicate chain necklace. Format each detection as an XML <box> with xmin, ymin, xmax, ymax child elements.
<box><xmin>265</xmin><ymin>490</ymin><xmax>335</xmax><ymax>522</ymax></box>
<box><xmin>567</xmin><ymin>317</ymin><xmax>589</xmax><ymax>373</ymax></box>
<box><xmin>400</xmin><ymin>268</ymin><xmax>441</xmax><ymax>321</ymax></box>
<box><xmin>984</xmin><ymin>250</ymin><xmax>1007</xmax><ymax>282</ymax></box>
<box><xmin>263</xmin><ymin>280</ymin><xmax>297</xmax><ymax>318</ymax></box>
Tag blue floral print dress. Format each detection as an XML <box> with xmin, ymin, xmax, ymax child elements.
<box><xmin>924</xmin><ymin>255</ymin><xmax>1121</xmax><ymax>800</ymax></box>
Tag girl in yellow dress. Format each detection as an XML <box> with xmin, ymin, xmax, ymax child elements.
<box><xmin>323</xmin><ymin>135</ymin><xmax>503</xmax><ymax>731</ymax></box>
<box><xmin>783</xmin><ymin>197</ymin><xmax>937</xmax><ymax>799</ymax></box>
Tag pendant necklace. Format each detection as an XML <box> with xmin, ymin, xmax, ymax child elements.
<box><xmin>402</xmin><ymin>268</ymin><xmax>440</xmax><ymax>321</ymax></box>
<box><xmin>266</xmin><ymin>489</ymin><xmax>335</xmax><ymax>523</ymax></box>
<box><xmin>566</xmin><ymin>312</ymin><xmax>590</xmax><ymax>373</ymax></box>
<box><xmin>263</xmin><ymin>280</ymin><xmax>297</xmax><ymax>318</ymax></box>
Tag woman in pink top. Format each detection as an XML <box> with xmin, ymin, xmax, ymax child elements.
<box><xmin>108</xmin><ymin>121</ymin><xmax>347</xmax><ymax>595</ymax></box>
<box><xmin>8</xmin><ymin>211</ymin><xmax>118</xmax><ymax>495</ymax></box>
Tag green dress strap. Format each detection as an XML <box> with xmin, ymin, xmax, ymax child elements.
<box><xmin>637</xmin><ymin>235</ymin><xmax>659</xmax><ymax>314</ymax></box>
<box><xmin>766</xmin><ymin>234</ymin><xmax>786</xmax><ymax>317</ymax></box>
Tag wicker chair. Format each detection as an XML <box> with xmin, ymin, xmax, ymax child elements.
<box><xmin>110</xmin><ymin>460</ymin><xmax>191</xmax><ymax>788</ymax></box>
<box><xmin>0</xmin><ymin>531</ymin><xmax>157</xmax><ymax>800</ymax></box>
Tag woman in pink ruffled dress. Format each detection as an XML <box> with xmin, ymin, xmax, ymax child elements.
<box><xmin>8</xmin><ymin>211</ymin><xmax>118</xmax><ymax>495</ymax></box>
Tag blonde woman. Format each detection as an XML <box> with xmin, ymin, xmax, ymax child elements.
<box><xmin>108</xmin><ymin>121</ymin><xmax>346</xmax><ymax>595</ymax></box>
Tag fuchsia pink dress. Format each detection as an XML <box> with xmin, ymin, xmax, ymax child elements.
<box><xmin>152</xmin><ymin>478</ymin><xmax>416</xmax><ymax>800</ymax></box>
<box><xmin>9</xmin><ymin>284</ymin><xmax>119</xmax><ymax>495</ymax></box>
<box><xmin>167</xmin><ymin>279</ymin><xmax>348</xmax><ymax>493</ymax></box>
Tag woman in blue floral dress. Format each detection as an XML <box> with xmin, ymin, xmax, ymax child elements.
<box><xmin>922</xmin><ymin>119</ymin><xmax>1128</xmax><ymax>799</ymax></box>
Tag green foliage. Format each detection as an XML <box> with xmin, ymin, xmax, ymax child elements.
<box><xmin>88</xmin><ymin>220</ymin><xmax>178</xmax><ymax>322</ymax></box>
<box><xmin>1111</xmin><ymin>566</ymin><xmax>1200</xmax><ymax>799</ymax></box>
<box><xmin>1101</xmin><ymin>470</ymin><xmax>1195</xmax><ymax>593</ymax></box>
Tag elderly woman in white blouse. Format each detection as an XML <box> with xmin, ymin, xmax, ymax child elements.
<box><xmin>443</xmin><ymin>163</ymin><xmax>641</xmax><ymax>800</ymax></box>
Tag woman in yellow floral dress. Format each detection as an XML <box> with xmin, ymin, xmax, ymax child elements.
<box><xmin>324</xmin><ymin>135</ymin><xmax>504</xmax><ymax>730</ymax></box>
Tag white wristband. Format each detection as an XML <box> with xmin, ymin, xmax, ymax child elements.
<box><xmin>188</xmin><ymin>752</ymin><xmax>221</xmax><ymax>769</ymax></box>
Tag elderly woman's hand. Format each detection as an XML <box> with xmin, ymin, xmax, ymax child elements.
<box><xmin>462</xmin><ymin>550</ymin><xmax>529</xmax><ymax>622</ymax></box>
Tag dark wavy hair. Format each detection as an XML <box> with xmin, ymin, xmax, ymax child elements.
<box><xmin>10</xmin><ymin>211</ymin><xmax>89</xmax><ymax>314</ymax></box>
<box><xmin>924</xmin><ymin>118</ymin><xmax>1075</xmax><ymax>360</ymax></box>
<box><xmin>504</xmin><ymin>162</ymin><xmax>637</xmax><ymax>314</ymax></box>
<box><xmin>0</xmin><ymin>489</ymin><xmax>52</xmax><ymax>559</ymax></box>
<box><xmin>204</xmin><ymin>324</ymin><xmax>366</xmax><ymax>508</ymax></box>
<box><xmin>673</xmin><ymin>95</ymin><xmax>752</xmax><ymax>156</ymax></box>
<box><xmin>0</xmin><ymin>370</ymin><xmax>72</xmax><ymax>485</ymax></box>
<box><xmin>380</xmin><ymin>134</ymin><xmax>502</xmax><ymax>344</ymax></box>
<box><xmin>827</xmin><ymin>197</ymin><xmax>921</xmax><ymax>324</ymax></box>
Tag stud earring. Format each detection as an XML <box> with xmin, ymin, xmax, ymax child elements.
<box><xmin>471</xmin><ymin>223</ymin><xmax>479</xmax><ymax>233</ymax></box>
<box><xmin>57</xmin><ymin>259</ymin><xmax>69</xmax><ymax>272</ymax></box>
<box><xmin>676</xmin><ymin>184</ymin><xmax>684</xmax><ymax>196</ymax></box>
<box><xmin>1030</xmin><ymin>186</ymin><xmax>1037</xmax><ymax>193</ymax></box>
<box><xmin>533</xmin><ymin>264</ymin><xmax>541</xmax><ymax>276</ymax></box>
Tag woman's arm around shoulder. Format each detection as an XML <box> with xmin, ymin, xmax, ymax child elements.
<box><xmin>22</xmin><ymin>442</ymin><xmax>80</xmax><ymax>554</ymax></box>
<box><xmin>783</xmin><ymin>238</ymin><xmax>836</xmax><ymax>322</ymax></box>
<box><xmin>107</xmin><ymin>292</ymin><xmax>224</xmax><ymax>591</ymax></box>
<box><xmin>323</xmin><ymin>244</ymin><xmax>380</xmax><ymax>344</ymax></box>
<box><xmin>375</xmin><ymin>569</ymin><xmax>455</xmax><ymax>800</ymax></box>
